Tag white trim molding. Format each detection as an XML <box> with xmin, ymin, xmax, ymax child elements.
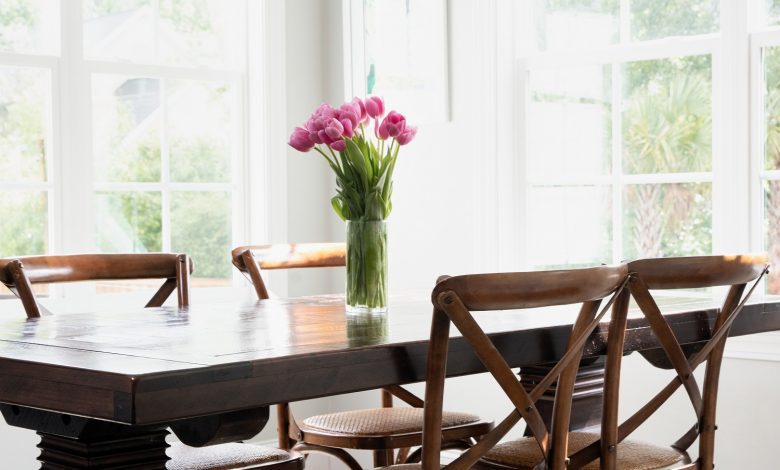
<box><xmin>725</xmin><ymin>332</ymin><xmax>780</xmax><ymax>362</ymax></box>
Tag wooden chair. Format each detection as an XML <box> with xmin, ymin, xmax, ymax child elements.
<box><xmin>0</xmin><ymin>253</ymin><xmax>193</xmax><ymax>317</ymax></box>
<box><xmin>547</xmin><ymin>254</ymin><xmax>767</xmax><ymax>470</ymax></box>
<box><xmin>561</xmin><ymin>254</ymin><xmax>767</xmax><ymax>470</ymax></box>
<box><xmin>381</xmin><ymin>256</ymin><xmax>767</xmax><ymax>470</ymax></box>
<box><xmin>0</xmin><ymin>253</ymin><xmax>304</xmax><ymax>470</ymax></box>
<box><xmin>379</xmin><ymin>264</ymin><xmax>630</xmax><ymax>470</ymax></box>
<box><xmin>232</xmin><ymin>244</ymin><xmax>493</xmax><ymax>468</ymax></box>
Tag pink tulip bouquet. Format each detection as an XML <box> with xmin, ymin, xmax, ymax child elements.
<box><xmin>288</xmin><ymin>96</ymin><xmax>416</xmax><ymax>222</ymax></box>
<box><xmin>288</xmin><ymin>97</ymin><xmax>416</xmax><ymax>312</ymax></box>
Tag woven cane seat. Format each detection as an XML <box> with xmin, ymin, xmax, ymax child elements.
<box><xmin>301</xmin><ymin>407</ymin><xmax>480</xmax><ymax>436</ymax></box>
<box><xmin>481</xmin><ymin>432</ymin><xmax>686</xmax><ymax>470</ymax></box>
<box><xmin>167</xmin><ymin>443</ymin><xmax>303</xmax><ymax>470</ymax></box>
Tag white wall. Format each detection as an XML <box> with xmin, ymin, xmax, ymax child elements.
<box><xmin>283</xmin><ymin>0</ymin><xmax>345</xmax><ymax>299</ymax></box>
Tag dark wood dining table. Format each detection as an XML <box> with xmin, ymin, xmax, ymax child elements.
<box><xmin>1</xmin><ymin>293</ymin><xmax>779</xmax><ymax>468</ymax></box>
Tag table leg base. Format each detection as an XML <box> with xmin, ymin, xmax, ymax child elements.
<box><xmin>520</xmin><ymin>358</ymin><xmax>606</xmax><ymax>435</ymax></box>
<box><xmin>38</xmin><ymin>429</ymin><xmax>170</xmax><ymax>470</ymax></box>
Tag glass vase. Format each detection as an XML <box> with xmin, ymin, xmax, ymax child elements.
<box><xmin>346</xmin><ymin>311</ymin><xmax>388</xmax><ymax>346</ymax></box>
<box><xmin>345</xmin><ymin>220</ymin><xmax>388</xmax><ymax>313</ymax></box>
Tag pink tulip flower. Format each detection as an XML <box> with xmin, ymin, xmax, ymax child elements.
<box><xmin>395</xmin><ymin>126</ymin><xmax>417</xmax><ymax>145</ymax></box>
<box><xmin>308</xmin><ymin>130</ymin><xmax>323</xmax><ymax>144</ymax></box>
<box><xmin>377</xmin><ymin>119</ymin><xmax>389</xmax><ymax>140</ymax></box>
<box><xmin>324</xmin><ymin>118</ymin><xmax>344</xmax><ymax>140</ymax></box>
<box><xmin>365</xmin><ymin>96</ymin><xmax>385</xmax><ymax>118</ymax></box>
<box><xmin>341</xmin><ymin>118</ymin><xmax>354</xmax><ymax>138</ymax></box>
<box><xmin>330</xmin><ymin>140</ymin><xmax>346</xmax><ymax>152</ymax></box>
<box><xmin>288</xmin><ymin>127</ymin><xmax>314</xmax><ymax>152</ymax></box>
<box><xmin>319</xmin><ymin>130</ymin><xmax>336</xmax><ymax>146</ymax></box>
<box><xmin>378</xmin><ymin>111</ymin><xmax>406</xmax><ymax>139</ymax></box>
<box><xmin>339</xmin><ymin>103</ymin><xmax>360</xmax><ymax>128</ymax></box>
<box><xmin>314</xmin><ymin>103</ymin><xmax>337</xmax><ymax>120</ymax></box>
<box><xmin>352</xmin><ymin>97</ymin><xmax>369</xmax><ymax>123</ymax></box>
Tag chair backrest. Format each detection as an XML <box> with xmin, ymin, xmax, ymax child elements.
<box><xmin>422</xmin><ymin>264</ymin><xmax>629</xmax><ymax>470</ymax></box>
<box><xmin>0</xmin><ymin>253</ymin><xmax>193</xmax><ymax>318</ymax></box>
<box><xmin>566</xmin><ymin>254</ymin><xmax>768</xmax><ymax>470</ymax></box>
<box><xmin>231</xmin><ymin>243</ymin><xmax>346</xmax><ymax>299</ymax></box>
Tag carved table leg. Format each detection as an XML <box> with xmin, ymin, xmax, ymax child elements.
<box><xmin>519</xmin><ymin>357</ymin><xmax>605</xmax><ymax>435</ymax></box>
<box><xmin>38</xmin><ymin>428</ymin><xmax>170</xmax><ymax>469</ymax></box>
<box><xmin>1</xmin><ymin>405</ymin><xmax>170</xmax><ymax>469</ymax></box>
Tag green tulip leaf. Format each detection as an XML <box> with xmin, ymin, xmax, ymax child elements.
<box><xmin>330</xmin><ymin>196</ymin><xmax>346</xmax><ymax>221</ymax></box>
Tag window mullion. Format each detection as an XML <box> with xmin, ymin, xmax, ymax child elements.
<box><xmin>59</xmin><ymin>0</ymin><xmax>94</xmax><ymax>255</ymax></box>
<box><xmin>611</xmin><ymin>63</ymin><xmax>623</xmax><ymax>264</ymax></box>
<box><xmin>161</xmin><ymin>78</ymin><xmax>171</xmax><ymax>253</ymax></box>
<box><xmin>153</xmin><ymin>0</ymin><xmax>161</xmax><ymax>65</ymax></box>
<box><xmin>715</xmin><ymin>0</ymin><xmax>751</xmax><ymax>254</ymax></box>
<box><xmin>620</xmin><ymin>0</ymin><xmax>631</xmax><ymax>42</ymax></box>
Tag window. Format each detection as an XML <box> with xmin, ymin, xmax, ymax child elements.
<box><xmin>0</xmin><ymin>0</ymin><xmax>254</xmax><ymax>291</ymax></box>
<box><xmin>753</xmin><ymin>1</ymin><xmax>780</xmax><ymax>295</ymax></box>
<box><xmin>0</xmin><ymin>2</ymin><xmax>59</xmax><ymax>262</ymax></box>
<box><xmin>520</xmin><ymin>1</ymin><xmax>717</xmax><ymax>269</ymax></box>
<box><xmin>518</xmin><ymin>0</ymin><xmax>779</xmax><ymax>356</ymax></box>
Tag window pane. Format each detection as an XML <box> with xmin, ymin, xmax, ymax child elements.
<box><xmin>765</xmin><ymin>0</ymin><xmax>780</xmax><ymax>26</ymax></box>
<box><xmin>0</xmin><ymin>0</ymin><xmax>59</xmax><ymax>54</ymax></box>
<box><xmin>168</xmin><ymin>80</ymin><xmax>234</xmax><ymax>183</ymax></box>
<box><xmin>765</xmin><ymin>181</ymin><xmax>780</xmax><ymax>295</ymax></box>
<box><xmin>630</xmin><ymin>0</ymin><xmax>719</xmax><ymax>42</ymax></box>
<box><xmin>531</xmin><ymin>0</ymin><xmax>618</xmax><ymax>52</ymax></box>
<box><xmin>765</xmin><ymin>47</ymin><xmax>780</xmax><ymax>171</ymax></box>
<box><xmin>171</xmin><ymin>191</ymin><xmax>231</xmax><ymax>281</ymax></box>
<box><xmin>92</xmin><ymin>75</ymin><xmax>162</xmax><ymax>183</ymax></box>
<box><xmin>527</xmin><ymin>185</ymin><xmax>612</xmax><ymax>268</ymax></box>
<box><xmin>0</xmin><ymin>66</ymin><xmax>51</xmax><ymax>182</ymax></box>
<box><xmin>83</xmin><ymin>0</ymin><xmax>246</xmax><ymax>68</ymax></box>
<box><xmin>622</xmin><ymin>55</ymin><xmax>712</xmax><ymax>174</ymax></box>
<box><xmin>528</xmin><ymin>65</ymin><xmax>612</xmax><ymax>177</ymax></box>
<box><xmin>623</xmin><ymin>183</ymin><xmax>711</xmax><ymax>259</ymax></box>
<box><xmin>83</xmin><ymin>0</ymin><xmax>152</xmax><ymax>64</ymax></box>
<box><xmin>95</xmin><ymin>191</ymin><xmax>162</xmax><ymax>253</ymax></box>
<box><xmin>0</xmin><ymin>191</ymin><xmax>47</xmax><ymax>256</ymax></box>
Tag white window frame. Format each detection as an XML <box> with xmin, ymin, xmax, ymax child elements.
<box><xmin>0</xmin><ymin>0</ymin><xmax>288</xmax><ymax>295</ymax></box>
<box><xmin>510</xmin><ymin>0</ymin><xmax>780</xmax><ymax>360</ymax></box>
<box><xmin>729</xmin><ymin>16</ymin><xmax>780</xmax><ymax>362</ymax></box>
<box><xmin>0</xmin><ymin>51</ymin><xmax>60</xmax><ymax>255</ymax></box>
<box><xmin>519</xmin><ymin>35</ymin><xmax>719</xmax><ymax>268</ymax></box>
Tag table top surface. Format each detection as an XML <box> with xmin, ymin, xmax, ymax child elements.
<box><xmin>0</xmin><ymin>293</ymin><xmax>778</xmax><ymax>425</ymax></box>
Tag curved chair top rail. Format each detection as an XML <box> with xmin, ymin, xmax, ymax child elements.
<box><xmin>627</xmin><ymin>254</ymin><xmax>768</xmax><ymax>290</ymax></box>
<box><xmin>432</xmin><ymin>264</ymin><xmax>628</xmax><ymax>311</ymax></box>
<box><xmin>231</xmin><ymin>243</ymin><xmax>346</xmax><ymax>272</ymax></box>
<box><xmin>0</xmin><ymin>253</ymin><xmax>193</xmax><ymax>286</ymax></box>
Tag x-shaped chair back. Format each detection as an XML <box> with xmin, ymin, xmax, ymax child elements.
<box><xmin>566</xmin><ymin>254</ymin><xmax>768</xmax><ymax>470</ymax></box>
<box><xmin>231</xmin><ymin>243</ymin><xmax>346</xmax><ymax>300</ymax></box>
<box><xmin>232</xmin><ymin>242</ymin><xmax>430</xmax><ymax>458</ymax></box>
<box><xmin>0</xmin><ymin>253</ymin><xmax>193</xmax><ymax>318</ymax></box>
<box><xmin>424</xmin><ymin>264</ymin><xmax>629</xmax><ymax>470</ymax></box>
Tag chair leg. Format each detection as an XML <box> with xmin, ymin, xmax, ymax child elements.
<box><xmin>395</xmin><ymin>446</ymin><xmax>410</xmax><ymax>464</ymax></box>
<box><xmin>292</xmin><ymin>442</ymin><xmax>363</xmax><ymax>470</ymax></box>
<box><xmin>373</xmin><ymin>449</ymin><xmax>394</xmax><ymax>467</ymax></box>
<box><xmin>277</xmin><ymin>403</ymin><xmax>292</xmax><ymax>449</ymax></box>
<box><xmin>404</xmin><ymin>447</ymin><xmax>422</xmax><ymax>463</ymax></box>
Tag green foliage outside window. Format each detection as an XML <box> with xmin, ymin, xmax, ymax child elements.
<box><xmin>763</xmin><ymin>47</ymin><xmax>780</xmax><ymax>293</ymax></box>
<box><xmin>622</xmin><ymin>55</ymin><xmax>712</xmax><ymax>260</ymax></box>
<box><xmin>0</xmin><ymin>0</ymin><xmax>34</xmax><ymax>50</ymax></box>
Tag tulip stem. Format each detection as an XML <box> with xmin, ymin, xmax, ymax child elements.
<box><xmin>314</xmin><ymin>146</ymin><xmax>344</xmax><ymax>179</ymax></box>
<box><xmin>346</xmin><ymin>220</ymin><xmax>387</xmax><ymax>311</ymax></box>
